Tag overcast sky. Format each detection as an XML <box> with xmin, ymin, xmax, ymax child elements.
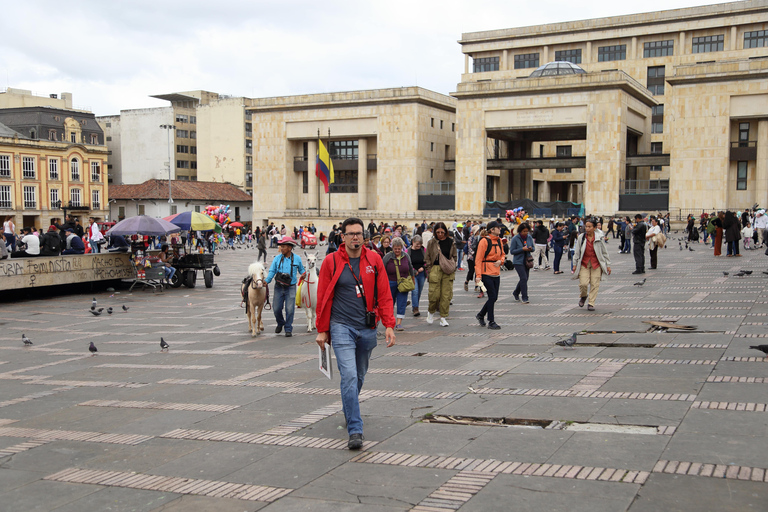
<box><xmin>1</xmin><ymin>0</ymin><xmax>734</xmax><ymax>116</ymax></box>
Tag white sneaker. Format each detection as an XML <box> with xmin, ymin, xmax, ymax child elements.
<box><xmin>427</xmin><ymin>312</ymin><xmax>434</xmax><ymax>325</ymax></box>
<box><xmin>439</xmin><ymin>317</ymin><xmax>449</xmax><ymax>327</ymax></box>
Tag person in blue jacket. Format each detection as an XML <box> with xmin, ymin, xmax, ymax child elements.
<box><xmin>509</xmin><ymin>223</ymin><xmax>535</xmax><ymax>304</ymax></box>
<box><xmin>265</xmin><ymin>236</ymin><xmax>306</xmax><ymax>337</ymax></box>
<box><xmin>551</xmin><ymin>222</ymin><xmax>567</xmax><ymax>274</ymax></box>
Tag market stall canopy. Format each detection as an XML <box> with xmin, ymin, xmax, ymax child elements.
<box><xmin>106</xmin><ymin>215</ymin><xmax>181</xmax><ymax>236</ymax></box>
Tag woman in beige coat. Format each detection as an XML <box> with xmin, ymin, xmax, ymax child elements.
<box><xmin>425</xmin><ymin>222</ymin><xmax>457</xmax><ymax>326</ymax></box>
<box><xmin>572</xmin><ymin>218</ymin><xmax>611</xmax><ymax>311</ymax></box>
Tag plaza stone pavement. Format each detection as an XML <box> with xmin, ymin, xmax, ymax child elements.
<box><xmin>0</xmin><ymin>240</ymin><xmax>767</xmax><ymax>512</ymax></box>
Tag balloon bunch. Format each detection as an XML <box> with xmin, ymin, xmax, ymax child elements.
<box><xmin>204</xmin><ymin>205</ymin><xmax>232</xmax><ymax>226</ymax></box>
<box><xmin>505</xmin><ymin>207</ymin><xmax>528</xmax><ymax>224</ymax></box>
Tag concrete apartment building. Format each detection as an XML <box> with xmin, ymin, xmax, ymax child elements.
<box><xmin>197</xmin><ymin>87</ymin><xmax>456</xmax><ymax>227</ymax></box>
<box><xmin>97</xmin><ymin>91</ymin><xmax>220</xmax><ymax>185</ymax></box>
<box><xmin>454</xmin><ymin>0</ymin><xmax>768</xmax><ymax>215</ymax></box>
<box><xmin>0</xmin><ymin>88</ymin><xmax>108</xmax><ymax>230</ymax></box>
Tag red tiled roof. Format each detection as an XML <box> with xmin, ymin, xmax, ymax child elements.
<box><xmin>109</xmin><ymin>179</ymin><xmax>252</xmax><ymax>202</ymax></box>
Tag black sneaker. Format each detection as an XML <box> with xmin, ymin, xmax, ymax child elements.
<box><xmin>513</xmin><ymin>295</ymin><xmax>520</xmax><ymax>302</ymax></box>
<box><xmin>631</xmin><ymin>270</ymin><xmax>643</xmax><ymax>275</ymax></box>
<box><xmin>475</xmin><ymin>313</ymin><xmax>486</xmax><ymax>327</ymax></box>
<box><xmin>488</xmin><ymin>322</ymin><xmax>501</xmax><ymax>330</ymax></box>
<box><xmin>275</xmin><ymin>325</ymin><xmax>283</xmax><ymax>333</ymax></box>
<box><xmin>348</xmin><ymin>433</ymin><xmax>364</xmax><ymax>450</ymax></box>
<box><xmin>285</xmin><ymin>332</ymin><xmax>292</xmax><ymax>337</ymax></box>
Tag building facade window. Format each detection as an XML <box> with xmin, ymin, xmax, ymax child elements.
<box><xmin>644</xmin><ymin>40</ymin><xmax>674</xmax><ymax>57</ymax></box>
<box><xmin>739</xmin><ymin>122</ymin><xmax>750</xmax><ymax>146</ymax></box>
<box><xmin>177</xmin><ymin>160</ymin><xmax>190</xmax><ymax>169</ymax></box>
<box><xmin>50</xmin><ymin>188</ymin><xmax>60</xmax><ymax>209</ymax></box>
<box><xmin>514</xmin><ymin>53</ymin><xmax>540</xmax><ymax>69</ymax></box>
<box><xmin>598</xmin><ymin>44</ymin><xmax>626</xmax><ymax>61</ymax></box>
<box><xmin>190</xmin><ymin>161</ymin><xmax>197</xmax><ymax>169</ymax></box>
<box><xmin>556</xmin><ymin>145</ymin><xmax>572</xmax><ymax>173</ymax></box>
<box><xmin>245</xmin><ymin>172</ymin><xmax>253</xmax><ymax>188</ymax></box>
<box><xmin>175</xmin><ymin>114</ymin><xmax>188</xmax><ymax>123</ymax></box>
<box><xmin>302</xmin><ymin>170</ymin><xmax>308</xmax><ymax>193</ymax></box>
<box><xmin>0</xmin><ymin>185</ymin><xmax>11</xmax><ymax>208</ymax></box>
<box><xmin>92</xmin><ymin>190</ymin><xmax>100</xmax><ymax>210</ymax></box>
<box><xmin>70</xmin><ymin>188</ymin><xmax>81</xmax><ymax>207</ymax></box>
<box><xmin>138</xmin><ymin>204</ymin><xmax>145</xmax><ymax>215</ymax></box>
<box><xmin>90</xmin><ymin>134</ymin><xmax>98</xmax><ymax>144</ymax></box>
<box><xmin>189</xmin><ymin>116</ymin><xmax>196</xmax><ymax>124</ymax></box>
<box><xmin>170</xmin><ymin>204</ymin><xmax>177</xmax><ymax>215</ymax></box>
<box><xmin>744</xmin><ymin>30</ymin><xmax>768</xmax><ymax>48</ymax></box>
<box><xmin>48</xmin><ymin>129</ymin><xmax>57</xmax><ymax>141</ymax></box>
<box><xmin>651</xmin><ymin>142</ymin><xmax>663</xmax><ymax>154</ymax></box>
<box><xmin>652</xmin><ymin>105</ymin><xmax>664</xmax><ymax>133</ymax></box>
<box><xmin>440</xmin><ymin>120</ymin><xmax>444</xmax><ymax>129</ymax></box>
<box><xmin>473</xmin><ymin>57</ymin><xmax>499</xmax><ymax>72</ymax></box>
<box><xmin>176</xmin><ymin>145</ymin><xmax>189</xmax><ymax>153</ymax></box>
<box><xmin>23</xmin><ymin>186</ymin><xmax>36</xmax><ymax>209</ymax></box>
<box><xmin>0</xmin><ymin>155</ymin><xmax>10</xmax><ymax>178</ymax></box>
<box><xmin>329</xmin><ymin>170</ymin><xmax>358</xmax><ymax>193</ymax></box>
<box><xmin>190</xmin><ymin>146</ymin><xmax>197</xmax><ymax>154</ymax></box>
<box><xmin>329</xmin><ymin>140</ymin><xmax>358</xmax><ymax>159</ymax></box>
<box><xmin>91</xmin><ymin>161</ymin><xmax>100</xmax><ymax>182</ymax></box>
<box><xmin>49</xmin><ymin>158</ymin><xmax>59</xmax><ymax>180</ymax></box>
<box><xmin>452</xmin><ymin>123</ymin><xmax>455</xmax><ymax>132</ymax></box>
<box><xmin>70</xmin><ymin>158</ymin><xmax>80</xmax><ymax>181</ymax></box>
<box><xmin>70</xmin><ymin>132</ymin><xmax>76</xmax><ymax>143</ymax></box>
<box><xmin>190</xmin><ymin>131</ymin><xmax>197</xmax><ymax>139</ymax></box>
<box><xmin>554</xmin><ymin>49</ymin><xmax>582</xmax><ymax>64</ymax></box>
<box><xmin>647</xmin><ymin>66</ymin><xmax>665</xmax><ymax>95</ymax></box>
<box><xmin>692</xmin><ymin>35</ymin><xmax>724</xmax><ymax>53</ymax></box>
<box><xmin>176</xmin><ymin>129</ymin><xmax>188</xmax><ymax>138</ymax></box>
<box><xmin>737</xmin><ymin>161</ymin><xmax>748</xmax><ymax>190</ymax></box>
<box><xmin>430</xmin><ymin>118</ymin><xmax>434</xmax><ymax>128</ymax></box>
<box><xmin>22</xmin><ymin>156</ymin><xmax>36</xmax><ymax>179</ymax></box>
<box><xmin>118</xmin><ymin>206</ymin><xmax>125</xmax><ymax>219</ymax></box>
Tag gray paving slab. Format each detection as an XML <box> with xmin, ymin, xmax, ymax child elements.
<box><xmin>433</xmin><ymin>393</ymin><xmax>532</xmax><ymax>418</ymax></box>
<box><xmin>225</xmin><ymin>446</ymin><xmax>354</xmax><ymax>488</ymax></box>
<box><xmin>79</xmin><ymin>438</ymin><xmax>206</xmax><ymax>474</ymax></box>
<box><xmin>373</xmin><ymin>421</ymin><xmax>490</xmax><ymax>457</ymax></box>
<box><xmin>628</xmin><ymin>473</ymin><xmax>768</xmax><ymax>512</ymax></box>
<box><xmin>152</xmin><ymin>494</ymin><xmax>267</xmax><ymax>511</ymax></box>
<box><xmin>486</xmin><ymin>373</ymin><xmax>585</xmax><ymax>390</ymax></box>
<box><xmin>0</xmin><ymin>468</ymin><xmax>44</xmax><ymax>494</ymax></box>
<box><xmin>590</xmin><ymin>399</ymin><xmax>692</xmax><ymax>426</ymax></box>
<box><xmin>452</xmin><ymin>425</ymin><xmax>573</xmax><ymax>461</ymax></box>
<box><xmin>149</xmin><ymin>440</ymin><xmax>282</xmax><ymax>480</ymax></box>
<box><xmin>548</xmin><ymin>431</ymin><xmax>670</xmax><ymax>470</ymax></box>
<box><xmin>510</xmin><ymin>396</ymin><xmax>610</xmax><ymax>422</ymax></box>
<box><xmin>0</xmin><ymin>480</ymin><xmax>98</xmax><ymax>512</ymax></box>
<box><xmin>598</xmin><ymin>376</ymin><xmax>703</xmax><ymax>395</ymax></box>
<box><xmin>1</xmin><ymin>440</ymin><xmax>110</xmax><ymax>473</ymax></box>
<box><xmin>49</xmin><ymin>486</ymin><xmax>175</xmax><ymax>512</ymax></box>
<box><xmin>505</xmin><ymin>361</ymin><xmax>603</xmax><ymax>375</ymax></box>
<box><xmin>259</xmin><ymin>496</ymin><xmax>406</xmax><ymax>512</ymax></box>
<box><xmin>696</xmin><ymin>382</ymin><xmax>768</xmax><ymax>403</ymax></box>
<box><xmin>662</xmin><ymin>432</ymin><xmax>768</xmax><ymax>468</ymax></box>
<box><xmin>675</xmin><ymin>409</ymin><xmax>768</xmax><ymax>437</ymax></box>
<box><xmin>460</xmin><ymin>474</ymin><xmax>639</xmax><ymax>512</ymax></box>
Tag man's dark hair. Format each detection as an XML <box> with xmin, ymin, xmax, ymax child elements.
<box><xmin>635</xmin><ymin>214</ymin><xmax>643</xmax><ymax>220</ymax></box>
<box><xmin>536</xmin><ymin>220</ymin><xmax>544</xmax><ymax>226</ymax></box>
<box><xmin>341</xmin><ymin>217</ymin><xmax>364</xmax><ymax>234</ymax></box>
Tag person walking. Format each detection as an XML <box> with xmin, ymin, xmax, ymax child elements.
<box><xmin>87</xmin><ymin>217</ymin><xmax>104</xmax><ymax>254</ymax></box>
<box><xmin>382</xmin><ymin>237</ymin><xmax>415</xmax><ymax>331</ymax></box>
<box><xmin>425</xmin><ymin>222</ymin><xmax>457</xmax><ymax>326</ymax></box>
<box><xmin>464</xmin><ymin>225</ymin><xmax>480</xmax><ymax>292</ymax></box>
<box><xmin>257</xmin><ymin>232</ymin><xmax>267</xmax><ymax>262</ymax></box>
<box><xmin>531</xmin><ymin>220</ymin><xmax>550</xmax><ymax>270</ymax></box>
<box><xmin>623</xmin><ymin>216</ymin><xmax>633</xmax><ymax>254</ymax></box>
<box><xmin>510</xmin><ymin>223</ymin><xmax>534</xmax><ymax>304</ymax></box>
<box><xmin>453</xmin><ymin>223</ymin><xmax>466</xmax><ymax>271</ymax></box>
<box><xmin>551</xmin><ymin>222</ymin><xmax>566</xmax><ymax>274</ymax></box>
<box><xmin>474</xmin><ymin>220</ymin><xmax>507</xmax><ymax>329</ymax></box>
<box><xmin>631</xmin><ymin>214</ymin><xmax>647</xmax><ymax>274</ymax></box>
<box><xmin>572</xmin><ymin>218</ymin><xmax>611</xmax><ymax>311</ymax></box>
<box><xmin>264</xmin><ymin>236</ymin><xmax>306</xmax><ymax>337</ymax></box>
<box><xmin>315</xmin><ymin>217</ymin><xmax>395</xmax><ymax>450</ymax></box>
<box><xmin>645</xmin><ymin>217</ymin><xmax>662</xmax><ymax>270</ymax></box>
<box><xmin>3</xmin><ymin>216</ymin><xmax>16</xmax><ymax>252</ymax></box>
<box><xmin>713</xmin><ymin>211</ymin><xmax>724</xmax><ymax>256</ymax></box>
<box><xmin>407</xmin><ymin>235</ymin><xmax>427</xmax><ymax>317</ymax></box>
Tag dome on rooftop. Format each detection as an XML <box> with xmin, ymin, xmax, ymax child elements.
<box><xmin>529</xmin><ymin>61</ymin><xmax>586</xmax><ymax>78</ymax></box>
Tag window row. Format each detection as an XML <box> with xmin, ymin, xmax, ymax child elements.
<box><xmin>176</xmin><ymin>145</ymin><xmax>197</xmax><ymax>154</ymax></box>
<box><xmin>0</xmin><ymin>156</ymin><xmax>100</xmax><ymax>181</ymax></box>
<box><xmin>176</xmin><ymin>160</ymin><xmax>198</xmax><ymax>169</ymax></box>
<box><xmin>0</xmin><ymin>185</ymin><xmax>100</xmax><ymax>209</ymax></box>
<box><xmin>175</xmin><ymin>114</ymin><xmax>197</xmax><ymax>124</ymax></box>
<box><xmin>176</xmin><ymin>130</ymin><xmax>197</xmax><ymax>139</ymax></box>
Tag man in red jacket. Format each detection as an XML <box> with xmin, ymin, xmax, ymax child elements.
<box><xmin>316</xmin><ymin>217</ymin><xmax>396</xmax><ymax>450</ymax></box>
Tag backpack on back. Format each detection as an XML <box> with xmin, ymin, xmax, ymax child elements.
<box><xmin>706</xmin><ymin>219</ymin><xmax>716</xmax><ymax>234</ymax></box>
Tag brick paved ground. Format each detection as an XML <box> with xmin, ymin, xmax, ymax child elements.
<box><xmin>1</xmin><ymin>237</ymin><xmax>767</xmax><ymax>511</ymax></box>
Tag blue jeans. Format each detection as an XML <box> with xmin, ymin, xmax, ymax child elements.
<box><xmin>90</xmin><ymin>240</ymin><xmax>100</xmax><ymax>253</ymax></box>
<box><xmin>330</xmin><ymin>322</ymin><xmax>377</xmax><ymax>435</ymax></box>
<box><xmin>553</xmin><ymin>245</ymin><xmax>563</xmax><ymax>272</ymax></box>
<box><xmin>389</xmin><ymin>281</ymin><xmax>408</xmax><ymax>319</ymax></box>
<box><xmin>411</xmin><ymin>272</ymin><xmax>426</xmax><ymax>310</ymax></box>
<box><xmin>513</xmin><ymin>264</ymin><xmax>529</xmax><ymax>302</ymax></box>
<box><xmin>164</xmin><ymin>265</ymin><xmax>176</xmax><ymax>282</ymax></box>
<box><xmin>623</xmin><ymin>239</ymin><xmax>631</xmax><ymax>253</ymax></box>
<box><xmin>272</xmin><ymin>283</ymin><xmax>296</xmax><ymax>332</ymax></box>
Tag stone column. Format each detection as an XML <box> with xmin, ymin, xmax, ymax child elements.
<box><xmin>731</xmin><ymin>26</ymin><xmax>738</xmax><ymax>51</ymax></box>
<box><xmin>358</xmin><ymin>138</ymin><xmax>368</xmax><ymax>210</ymax></box>
<box><xmin>585</xmin><ymin>42</ymin><xmax>592</xmax><ymax>64</ymax></box>
<box><xmin>307</xmin><ymin>139</ymin><xmax>318</xmax><ymax>211</ymax></box>
<box><xmin>540</xmin><ymin>180</ymin><xmax>550</xmax><ymax>202</ymax></box>
<box><xmin>631</xmin><ymin>37</ymin><xmax>637</xmax><ymax>59</ymax></box>
<box><xmin>502</xmin><ymin>50</ymin><xmax>508</xmax><ymax>70</ymax></box>
<box><xmin>679</xmin><ymin>32</ymin><xmax>686</xmax><ymax>56</ymax></box>
<box><xmin>756</xmin><ymin>120</ymin><xmax>768</xmax><ymax>208</ymax></box>
<box><xmin>543</xmin><ymin>46</ymin><xmax>549</xmax><ymax>63</ymax></box>
<box><xmin>464</xmin><ymin>54</ymin><xmax>469</xmax><ymax>74</ymax></box>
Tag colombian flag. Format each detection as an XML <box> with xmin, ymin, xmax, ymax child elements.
<box><xmin>316</xmin><ymin>140</ymin><xmax>334</xmax><ymax>193</ymax></box>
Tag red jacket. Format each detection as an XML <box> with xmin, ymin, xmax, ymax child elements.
<box><xmin>316</xmin><ymin>243</ymin><xmax>395</xmax><ymax>333</ymax></box>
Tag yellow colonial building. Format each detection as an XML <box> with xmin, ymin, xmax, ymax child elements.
<box><xmin>0</xmin><ymin>93</ymin><xmax>108</xmax><ymax>230</ymax></box>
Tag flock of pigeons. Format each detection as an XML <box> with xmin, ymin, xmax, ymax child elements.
<box><xmin>21</xmin><ymin>297</ymin><xmax>169</xmax><ymax>355</ymax></box>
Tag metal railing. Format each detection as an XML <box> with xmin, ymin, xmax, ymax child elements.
<box><xmin>418</xmin><ymin>181</ymin><xmax>455</xmax><ymax>195</ymax></box>
<box><xmin>620</xmin><ymin>179</ymin><xmax>669</xmax><ymax>195</ymax></box>
<box><xmin>0</xmin><ymin>200</ymin><xmax>12</xmax><ymax>209</ymax></box>
<box><xmin>24</xmin><ymin>201</ymin><xmax>37</xmax><ymax>209</ymax></box>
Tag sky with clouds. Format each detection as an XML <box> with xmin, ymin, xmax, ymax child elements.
<box><xmin>1</xmin><ymin>0</ymin><xmax>735</xmax><ymax>116</ymax></box>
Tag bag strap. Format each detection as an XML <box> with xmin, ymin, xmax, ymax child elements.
<box><xmin>394</xmin><ymin>256</ymin><xmax>402</xmax><ymax>281</ymax></box>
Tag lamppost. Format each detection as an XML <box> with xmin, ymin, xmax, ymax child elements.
<box><xmin>159</xmin><ymin>124</ymin><xmax>175</xmax><ymax>204</ymax></box>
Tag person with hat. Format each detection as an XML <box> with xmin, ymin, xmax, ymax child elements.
<box><xmin>453</xmin><ymin>223</ymin><xmax>466</xmax><ymax>271</ymax></box>
<box><xmin>10</xmin><ymin>227</ymin><xmax>40</xmax><ymax>258</ymax></box>
<box><xmin>475</xmin><ymin>220</ymin><xmax>508</xmax><ymax>329</ymax></box>
<box><xmin>264</xmin><ymin>235</ymin><xmax>306</xmax><ymax>337</ymax></box>
<box><xmin>40</xmin><ymin>225</ymin><xmax>62</xmax><ymax>256</ymax></box>
<box><xmin>61</xmin><ymin>227</ymin><xmax>85</xmax><ymax>255</ymax></box>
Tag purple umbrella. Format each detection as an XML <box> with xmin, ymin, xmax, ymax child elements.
<box><xmin>105</xmin><ymin>215</ymin><xmax>181</xmax><ymax>236</ymax></box>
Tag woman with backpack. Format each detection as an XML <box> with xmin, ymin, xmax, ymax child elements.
<box><xmin>474</xmin><ymin>221</ymin><xmax>508</xmax><ymax>329</ymax></box>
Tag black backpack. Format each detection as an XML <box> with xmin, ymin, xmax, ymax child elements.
<box><xmin>42</xmin><ymin>233</ymin><xmax>61</xmax><ymax>254</ymax></box>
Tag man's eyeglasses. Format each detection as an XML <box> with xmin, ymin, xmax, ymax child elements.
<box><xmin>344</xmin><ymin>232</ymin><xmax>364</xmax><ymax>238</ymax></box>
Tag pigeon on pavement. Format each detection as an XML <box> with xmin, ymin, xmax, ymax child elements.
<box><xmin>107</xmin><ymin>307</ymin><xmax>113</xmax><ymax>315</ymax></box>
<box><xmin>735</xmin><ymin>271</ymin><xmax>746</xmax><ymax>277</ymax></box>
<box><xmin>749</xmin><ymin>345</ymin><xmax>768</xmax><ymax>356</ymax></box>
<box><xmin>160</xmin><ymin>337</ymin><xmax>169</xmax><ymax>351</ymax></box>
<box><xmin>89</xmin><ymin>308</ymin><xmax>104</xmax><ymax>316</ymax></box>
<box><xmin>89</xmin><ymin>342</ymin><xmax>98</xmax><ymax>355</ymax></box>
<box><xmin>22</xmin><ymin>334</ymin><xmax>32</xmax><ymax>346</ymax></box>
<box><xmin>740</xmin><ymin>270</ymin><xmax>753</xmax><ymax>275</ymax></box>
<box><xmin>634</xmin><ymin>278</ymin><xmax>646</xmax><ymax>286</ymax></box>
<box><xmin>723</xmin><ymin>272</ymin><xmax>729</xmax><ymax>276</ymax></box>
<box><xmin>688</xmin><ymin>247</ymin><xmax>695</xmax><ymax>252</ymax></box>
<box><xmin>679</xmin><ymin>243</ymin><xmax>683</xmax><ymax>251</ymax></box>
<box><xmin>555</xmin><ymin>332</ymin><xmax>579</xmax><ymax>349</ymax></box>
<box><xmin>122</xmin><ymin>305</ymin><xmax>129</xmax><ymax>312</ymax></box>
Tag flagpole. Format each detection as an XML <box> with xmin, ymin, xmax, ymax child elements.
<box><xmin>316</xmin><ymin>129</ymin><xmax>320</xmax><ymax>216</ymax></box>
<box><xmin>328</xmin><ymin>128</ymin><xmax>332</xmax><ymax>219</ymax></box>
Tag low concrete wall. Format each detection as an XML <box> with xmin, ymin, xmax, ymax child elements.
<box><xmin>0</xmin><ymin>253</ymin><xmax>134</xmax><ymax>291</ymax></box>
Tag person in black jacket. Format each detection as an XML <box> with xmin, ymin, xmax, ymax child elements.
<box><xmin>724</xmin><ymin>211</ymin><xmax>742</xmax><ymax>257</ymax></box>
<box><xmin>631</xmin><ymin>214</ymin><xmax>647</xmax><ymax>274</ymax></box>
<box><xmin>531</xmin><ymin>220</ymin><xmax>550</xmax><ymax>270</ymax></box>
<box><xmin>39</xmin><ymin>225</ymin><xmax>62</xmax><ymax>256</ymax></box>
